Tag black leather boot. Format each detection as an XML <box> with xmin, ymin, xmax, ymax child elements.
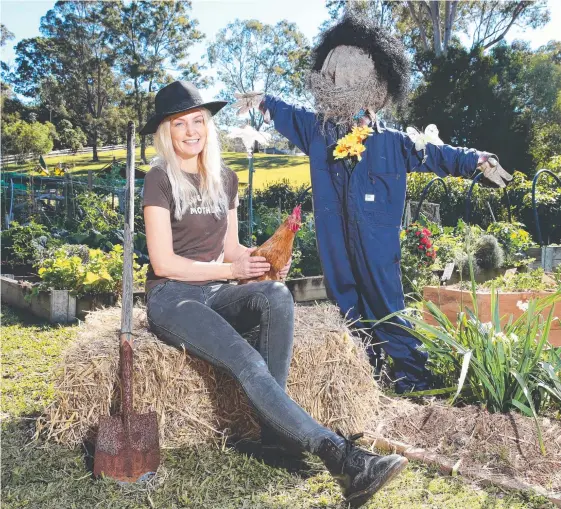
<box><xmin>316</xmin><ymin>432</ymin><xmax>408</xmax><ymax>508</ymax></box>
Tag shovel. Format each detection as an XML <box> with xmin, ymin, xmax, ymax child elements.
<box><xmin>93</xmin><ymin>121</ymin><xmax>160</xmax><ymax>482</ymax></box>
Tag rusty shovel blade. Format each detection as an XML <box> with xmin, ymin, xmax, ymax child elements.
<box><xmin>93</xmin><ymin>411</ymin><xmax>160</xmax><ymax>482</ymax></box>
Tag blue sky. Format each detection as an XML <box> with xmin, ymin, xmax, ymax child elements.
<box><xmin>1</xmin><ymin>0</ymin><xmax>560</xmax><ymax>102</ymax></box>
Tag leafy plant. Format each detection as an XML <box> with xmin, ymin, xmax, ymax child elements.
<box><xmin>1</xmin><ymin>221</ymin><xmax>58</xmax><ymax>265</ymax></box>
<box><xmin>474</xmin><ymin>235</ymin><xmax>504</xmax><ymax>270</ymax></box>
<box><xmin>400</xmin><ymin>222</ymin><xmax>439</xmax><ymax>295</ymax></box>
<box><xmin>377</xmin><ymin>260</ymin><xmax>561</xmax><ymax>454</ymax></box>
<box><xmin>486</xmin><ymin>221</ymin><xmax>534</xmax><ymax>266</ymax></box>
<box><xmin>36</xmin><ymin>244</ymin><xmax>146</xmax><ymax>297</ymax></box>
<box><xmin>484</xmin><ymin>268</ymin><xmax>560</xmax><ymax>292</ymax></box>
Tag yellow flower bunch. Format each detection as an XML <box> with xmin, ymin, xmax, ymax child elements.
<box><xmin>333</xmin><ymin>126</ymin><xmax>374</xmax><ymax>162</ymax></box>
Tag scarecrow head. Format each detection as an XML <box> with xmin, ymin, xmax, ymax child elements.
<box><xmin>309</xmin><ymin>13</ymin><xmax>410</xmax><ymax>126</ymax></box>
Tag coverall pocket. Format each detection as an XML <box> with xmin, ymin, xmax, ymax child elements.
<box><xmin>363</xmin><ymin>172</ymin><xmax>397</xmax><ymax>212</ymax></box>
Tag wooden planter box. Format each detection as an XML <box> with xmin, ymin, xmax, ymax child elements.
<box><xmin>423</xmin><ymin>286</ymin><xmax>561</xmax><ymax>347</ymax></box>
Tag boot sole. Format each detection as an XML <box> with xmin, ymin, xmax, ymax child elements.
<box><xmin>346</xmin><ymin>456</ymin><xmax>409</xmax><ymax>508</ymax></box>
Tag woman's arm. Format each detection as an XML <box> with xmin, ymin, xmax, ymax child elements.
<box><xmin>223</xmin><ymin>204</ymin><xmax>248</xmax><ymax>262</ymax></box>
<box><xmin>145</xmin><ymin>205</ymin><xmax>270</xmax><ymax>281</ymax></box>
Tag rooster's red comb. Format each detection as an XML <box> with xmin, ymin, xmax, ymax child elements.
<box><xmin>292</xmin><ymin>204</ymin><xmax>302</xmax><ymax>221</ymax></box>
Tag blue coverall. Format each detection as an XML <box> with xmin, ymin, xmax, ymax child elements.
<box><xmin>263</xmin><ymin>96</ymin><xmax>481</xmax><ymax>390</ymax></box>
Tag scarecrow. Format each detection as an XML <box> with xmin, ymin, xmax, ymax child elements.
<box><xmin>234</xmin><ymin>14</ymin><xmax>512</xmax><ymax>393</ymax></box>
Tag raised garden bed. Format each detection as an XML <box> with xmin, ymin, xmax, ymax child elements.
<box><xmin>1</xmin><ymin>276</ymin><xmax>121</xmax><ymax>323</ymax></box>
<box><xmin>1</xmin><ymin>275</ymin><xmax>329</xmax><ymax>323</ymax></box>
<box><xmin>423</xmin><ymin>285</ymin><xmax>561</xmax><ymax>347</ymax></box>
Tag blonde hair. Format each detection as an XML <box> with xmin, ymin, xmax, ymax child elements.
<box><xmin>152</xmin><ymin>109</ymin><xmax>228</xmax><ymax>221</ymax></box>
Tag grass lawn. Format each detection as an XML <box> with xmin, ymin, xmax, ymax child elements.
<box><xmin>1</xmin><ymin>306</ymin><xmax>554</xmax><ymax>509</ymax></box>
<box><xmin>2</xmin><ymin>149</ymin><xmax>312</xmax><ymax>191</ymax></box>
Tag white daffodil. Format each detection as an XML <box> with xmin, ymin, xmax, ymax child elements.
<box><xmin>228</xmin><ymin>125</ymin><xmax>272</xmax><ymax>153</ymax></box>
<box><xmin>516</xmin><ymin>300</ymin><xmax>529</xmax><ymax>312</ymax></box>
<box><xmin>405</xmin><ymin>124</ymin><xmax>444</xmax><ymax>151</ymax></box>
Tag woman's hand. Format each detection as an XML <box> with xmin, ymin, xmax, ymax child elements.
<box><xmin>278</xmin><ymin>257</ymin><xmax>292</xmax><ymax>280</ymax></box>
<box><xmin>231</xmin><ymin>248</ymin><xmax>270</xmax><ymax>279</ymax></box>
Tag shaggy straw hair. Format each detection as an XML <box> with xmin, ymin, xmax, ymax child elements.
<box><xmin>40</xmin><ymin>303</ymin><xmax>380</xmax><ymax>448</ymax></box>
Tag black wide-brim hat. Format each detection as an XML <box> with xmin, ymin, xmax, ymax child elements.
<box><xmin>139</xmin><ymin>81</ymin><xmax>228</xmax><ymax>135</ymax></box>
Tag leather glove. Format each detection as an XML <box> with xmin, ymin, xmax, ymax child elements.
<box><xmin>476</xmin><ymin>152</ymin><xmax>513</xmax><ymax>188</ymax></box>
<box><xmin>232</xmin><ymin>92</ymin><xmax>265</xmax><ymax>115</ymax></box>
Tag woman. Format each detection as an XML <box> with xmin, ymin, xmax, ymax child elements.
<box><xmin>141</xmin><ymin>80</ymin><xmax>408</xmax><ymax>508</ymax></box>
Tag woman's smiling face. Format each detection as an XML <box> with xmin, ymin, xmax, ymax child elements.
<box><xmin>169</xmin><ymin>109</ymin><xmax>207</xmax><ymax>160</ymax></box>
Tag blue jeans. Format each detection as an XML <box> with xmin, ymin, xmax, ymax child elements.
<box><xmin>146</xmin><ymin>279</ymin><xmax>335</xmax><ymax>453</ymax></box>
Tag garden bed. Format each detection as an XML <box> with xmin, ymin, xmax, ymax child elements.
<box><xmin>423</xmin><ymin>285</ymin><xmax>561</xmax><ymax>346</ymax></box>
<box><xmin>0</xmin><ymin>275</ymin><xmax>329</xmax><ymax>324</ymax></box>
<box><xmin>370</xmin><ymin>400</ymin><xmax>561</xmax><ymax>504</ymax></box>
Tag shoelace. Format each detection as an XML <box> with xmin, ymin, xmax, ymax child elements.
<box><xmin>336</xmin><ymin>430</ymin><xmax>365</xmax><ymax>456</ymax></box>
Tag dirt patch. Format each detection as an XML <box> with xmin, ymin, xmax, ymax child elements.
<box><xmin>371</xmin><ymin>400</ymin><xmax>561</xmax><ymax>492</ymax></box>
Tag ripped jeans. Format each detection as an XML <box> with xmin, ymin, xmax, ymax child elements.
<box><xmin>146</xmin><ymin>279</ymin><xmax>335</xmax><ymax>452</ymax></box>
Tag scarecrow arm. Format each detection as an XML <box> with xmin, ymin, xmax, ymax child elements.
<box><xmin>258</xmin><ymin>95</ymin><xmax>316</xmax><ymax>156</ymax></box>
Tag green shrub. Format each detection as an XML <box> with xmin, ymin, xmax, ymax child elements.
<box><xmin>474</xmin><ymin>235</ymin><xmax>504</xmax><ymax>270</ymax></box>
<box><xmin>378</xmin><ymin>264</ymin><xmax>561</xmax><ymax>453</ymax></box>
<box><xmin>36</xmin><ymin>244</ymin><xmax>146</xmax><ymax>297</ymax></box>
<box><xmin>1</xmin><ymin>221</ymin><xmax>57</xmax><ymax>265</ymax></box>
<box><xmin>486</xmin><ymin>221</ymin><xmax>534</xmax><ymax>265</ymax></box>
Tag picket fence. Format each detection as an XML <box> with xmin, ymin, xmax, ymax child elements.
<box><xmin>0</xmin><ymin>144</ymin><xmax>126</xmax><ymax>165</ymax></box>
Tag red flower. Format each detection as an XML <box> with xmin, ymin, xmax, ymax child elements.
<box><xmin>415</xmin><ymin>231</ymin><xmax>421</xmax><ymax>236</ymax></box>
<box><xmin>422</xmin><ymin>228</ymin><xmax>431</xmax><ymax>236</ymax></box>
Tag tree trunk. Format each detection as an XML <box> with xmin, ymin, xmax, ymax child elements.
<box><xmin>92</xmin><ymin>127</ymin><xmax>99</xmax><ymax>162</ymax></box>
<box><xmin>141</xmin><ymin>135</ymin><xmax>146</xmax><ymax>164</ymax></box>
<box><xmin>428</xmin><ymin>1</ymin><xmax>443</xmax><ymax>57</ymax></box>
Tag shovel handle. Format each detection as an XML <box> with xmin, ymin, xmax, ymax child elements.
<box><xmin>120</xmin><ymin>333</ymin><xmax>134</xmax><ymax>427</ymax></box>
<box><xmin>120</xmin><ymin>121</ymin><xmax>135</xmax><ymax>429</ymax></box>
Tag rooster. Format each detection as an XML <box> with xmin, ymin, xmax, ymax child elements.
<box><xmin>238</xmin><ymin>205</ymin><xmax>302</xmax><ymax>284</ymax></box>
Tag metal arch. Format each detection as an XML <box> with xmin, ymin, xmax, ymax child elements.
<box><xmin>465</xmin><ymin>172</ymin><xmax>485</xmax><ymax>224</ymax></box>
<box><xmin>503</xmin><ymin>187</ymin><xmax>512</xmax><ymax>224</ymax></box>
<box><xmin>532</xmin><ymin>169</ymin><xmax>561</xmax><ymax>246</ymax></box>
<box><xmin>412</xmin><ymin>177</ymin><xmax>449</xmax><ymax>223</ymax></box>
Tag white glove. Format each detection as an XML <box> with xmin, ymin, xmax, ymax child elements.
<box><xmin>232</xmin><ymin>92</ymin><xmax>264</xmax><ymax>116</ymax></box>
<box><xmin>477</xmin><ymin>153</ymin><xmax>513</xmax><ymax>188</ymax></box>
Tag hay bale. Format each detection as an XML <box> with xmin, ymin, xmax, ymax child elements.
<box><xmin>40</xmin><ymin>303</ymin><xmax>379</xmax><ymax>448</ymax></box>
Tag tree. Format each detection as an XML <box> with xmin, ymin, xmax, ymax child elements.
<box><xmin>103</xmin><ymin>0</ymin><xmax>205</xmax><ymax>162</ymax></box>
<box><xmin>1</xmin><ymin>24</ymin><xmax>16</xmax><ymax>107</ymax></box>
<box><xmin>325</xmin><ymin>1</ymin><xmax>549</xmax><ymax>59</ymax></box>
<box><xmin>14</xmin><ymin>1</ymin><xmax>121</xmax><ymax>161</ymax></box>
<box><xmin>1</xmin><ymin>23</ymin><xmax>14</xmax><ymax>47</ymax></box>
<box><xmin>57</xmin><ymin>119</ymin><xmax>87</xmax><ymax>153</ymax></box>
<box><xmin>2</xmin><ymin>119</ymin><xmax>55</xmax><ymax>160</ymax></box>
<box><xmin>208</xmin><ymin>19</ymin><xmax>311</xmax><ymax>131</ymax></box>
<box><xmin>405</xmin><ymin>45</ymin><xmax>533</xmax><ymax>173</ymax></box>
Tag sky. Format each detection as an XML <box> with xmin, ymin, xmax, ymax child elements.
<box><xmin>1</xmin><ymin>0</ymin><xmax>561</xmax><ymax>102</ymax></box>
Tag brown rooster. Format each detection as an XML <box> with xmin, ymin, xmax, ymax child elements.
<box><xmin>238</xmin><ymin>205</ymin><xmax>302</xmax><ymax>284</ymax></box>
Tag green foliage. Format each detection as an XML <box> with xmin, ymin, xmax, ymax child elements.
<box><xmin>484</xmin><ymin>268</ymin><xmax>560</xmax><ymax>293</ymax></box>
<box><xmin>486</xmin><ymin>221</ymin><xmax>533</xmax><ymax>266</ymax></box>
<box><xmin>1</xmin><ymin>220</ymin><xmax>56</xmax><ymax>265</ymax></box>
<box><xmin>400</xmin><ymin>222</ymin><xmax>439</xmax><ymax>296</ymax></box>
<box><xmin>406</xmin><ymin>171</ymin><xmax>560</xmax><ymax>245</ymax></box>
<box><xmin>381</xmin><ymin>272</ymin><xmax>561</xmax><ymax>449</ymax></box>
<box><xmin>207</xmin><ymin>19</ymin><xmax>310</xmax><ymax>129</ymax></box>
<box><xmin>473</xmin><ymin>235</ymin><xmax>504</xmax><ymax>271</ymax></box>
<box><xmin>1</xmin><ymin>119</ymin><xmax>55</xmax><ymax>159</ymax></box>
<box><xmin>74</xmin><ymin>191</ymin><xmax>121</xmax><ymax>233</ymax></box>
<box><xmin>56</xmin><ymin>119</ymin><xmax>87</xmax><ymax>153</ymax></box>
<box><xmin>36</xmin><ymin>244</ymin><xmax>146</xmax><ymax>297</ymax></box>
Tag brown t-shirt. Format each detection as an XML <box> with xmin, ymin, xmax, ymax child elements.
<box><xmin>142</xmin><ymin>165</ymin><xmax>239</xmax><ymax>292</ymax></box>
